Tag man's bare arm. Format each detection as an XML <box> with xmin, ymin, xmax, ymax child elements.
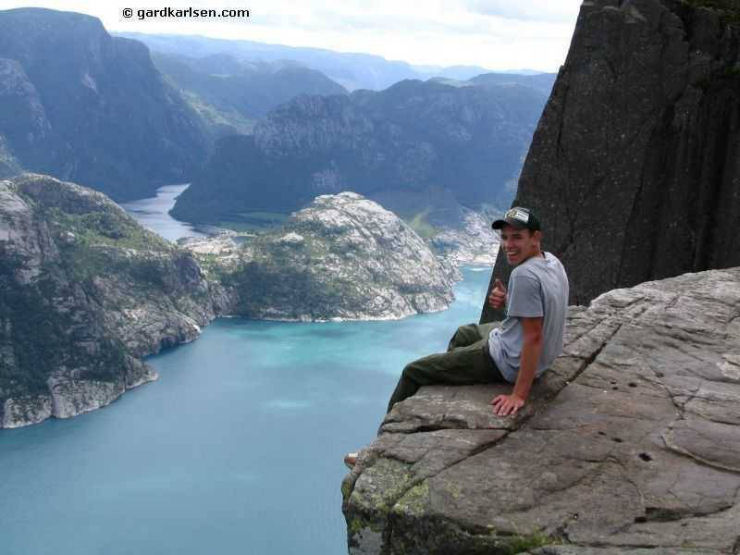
<box><xmin>491</xmin><ymin>316</ymin><xmax>544</xmax><ymax>416</ymax></box>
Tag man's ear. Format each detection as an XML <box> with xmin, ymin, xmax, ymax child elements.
<box><xmin>532</xmin><ymin>230</ymin><xmax>543</xmax><ymax>243</ymax></box>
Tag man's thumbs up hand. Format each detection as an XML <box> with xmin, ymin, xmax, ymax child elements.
<box><xmin>488</xmin><ymin>278</ymin><xmax>507</xmax><ymax>309</ymax></box>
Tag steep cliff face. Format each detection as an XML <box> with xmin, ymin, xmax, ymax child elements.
<box><xmin>343</xmin><ymin>266</ymin><xmax>740</xmax><ymax>554</ymax></box>
<box><xmin>0</xmin><ymin>8</ymin><xmax>209</xmax><ymax>201</ymax></box>
<box><xmin>183</xmin><ymin>192</ymin><xmax>456</xmax><ymax>321</ymax></box>
<box><xmin>0</xmin><ymin>174</ymin><xmax>234</xmax><ymax>429</ymax></box>
<box><xmin>482</xmin><ymin>0</ymin><xmax>740</xmax><ymax>322</ymax></box>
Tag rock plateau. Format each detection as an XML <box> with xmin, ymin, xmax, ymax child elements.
<box><xmin>343</xmin><ymin>266</ymin><xmax>740</xmax><ymax>554</ymax></box>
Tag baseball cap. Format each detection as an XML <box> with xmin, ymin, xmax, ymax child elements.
<box><xmin>491</xmin><ymin>207</ymin><xmax>541</xmax><ymax>231</ymax></box>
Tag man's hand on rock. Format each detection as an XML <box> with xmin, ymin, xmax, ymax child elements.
<box><xmin>491</xmin><ymin>394</ymin><xmax>524</xmax><ymax>417</ymax></box>
<box><xmin>488</xmin><ymin>278</ymin><xmax>506</xmax><ymax>309</ymax></box>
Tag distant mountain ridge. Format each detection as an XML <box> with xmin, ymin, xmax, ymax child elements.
<box><xmin>119</xmin><ymin>32</ymin><xmax>553</xmax><ymax>92</ymax></box>
<box><xmin>171</xmin><ymin>76</ymin><xmax>550</xmax><ymax>225</ymax></box>
<box><xmin>150</xmin><ymin>51</ymin><xmax>347</xmax><ymax>136</ymax></box>
<box><xmin>0</xmin><ymin>8</ymin><xmax>209</xmax><ymax>201</ymax></box>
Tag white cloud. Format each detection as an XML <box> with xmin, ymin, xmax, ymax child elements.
<box><xmin>466</xmin><ymin>0</ymin><xmax>580</xmax><ymax>22</ymax></box>
<box><xmin>0</xmin><ymin>0</ymin><xmax>581</xmax><ymax>70</ymax></box>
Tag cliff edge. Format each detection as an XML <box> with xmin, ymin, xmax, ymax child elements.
<box><xmin>342</xmin><ymin>267</ymin><xmax>740</xmax><ymax>554</ymax></box>
<box><xmin>482</xmin><ymin>0</ymin><xmax>740</xmax><ymax>321</ymax></box>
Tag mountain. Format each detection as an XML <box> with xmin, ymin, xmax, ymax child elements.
<box><xmin>150</xmin><ymin>51</ymin><xmax>347</xmax><ymax>136</ymax></box>
<box><xmin>117</xmin><ymin>32</ymin><xmax>426</xmax><ymax>91</ymax></box>
<box><xmin>119</xmin><ymin>32</ymin><xmax>548</xmax><ymax>92</ymax></box>
<box><xmin>466</xmin><ymin>72</ymin><xmax>557</xmax><ymax>96</ymax></box>
<box><xmin>0</xmin><ymin>174</ymin><xmax>234</xmax><ymax>429</ymax></box>
<box><xmin>182</xmin><ymin>192</ymin><xmax>456</xmax><ymax>321</ymax></box>
<box><xmin>0</xmin><ymin>8</ymin><xmax>209</xmax><ymax>201</ymax></box>
<box><xmin>170</xmin><ymin>77</ymin><xmax>550</xmax><ymax>226</ymax></box>
<box><xmin>414</xmin><ymin>64</ymin><xmax>509</xmax><ymax>81</ymax></box>
<box><xmin>0</xmin><ymin>177</ymin><xmax>465</xmax><ymax>428</ymax></box>
<box><xmin>482</xmin><ymin>0</ymin><xmax>740</xmax><ymax>317</ymax></box>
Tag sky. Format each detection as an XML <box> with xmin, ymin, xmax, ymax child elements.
<box><xmin>0</xmin><ymin>0</ymin><xmax>582</xmax><ymax>71</ymax></box>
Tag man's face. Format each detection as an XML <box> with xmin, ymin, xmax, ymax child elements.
<box><xmin>499</xmin><ymin>225</ymin><xmax>541</xmax><ymax>266</ymax></box>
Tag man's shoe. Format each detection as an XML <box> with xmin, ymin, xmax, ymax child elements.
<box><xmin>344</xmin><ymin>452</ymin><xmax>358</xmax><ymax>469</ymax></box>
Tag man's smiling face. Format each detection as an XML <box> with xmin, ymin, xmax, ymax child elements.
<box><xmin>499</xmin><ymin>224</ymin><xmax>542</xmax><ymax>266</ymax></box>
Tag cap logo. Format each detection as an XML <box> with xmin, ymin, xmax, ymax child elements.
<box><xmin>506</xmin><ymin>208</ymin><xmax>529</xmax><ymax>224</ymax></box>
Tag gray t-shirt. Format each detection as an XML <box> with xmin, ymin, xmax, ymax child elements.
<box><xmin>488</xmin><ymin>251</ymin><xmax>569</xmax><ymax>383</ymax></box>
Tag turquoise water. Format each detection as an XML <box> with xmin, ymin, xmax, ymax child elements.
<box><xmin>0</xmin><ymin>186</ymin><xmax>493</xmax><ymax>554</ymax></box>
<box><xmin>0</xmin><ymin>275</ymin><xmax>490</xmax><ymax>555</ymax></box>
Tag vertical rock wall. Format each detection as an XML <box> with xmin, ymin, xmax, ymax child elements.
<box><xmin>482</xmin><ymin>0</ymin><xmax>740</xmax><ymax>322</ymax></box>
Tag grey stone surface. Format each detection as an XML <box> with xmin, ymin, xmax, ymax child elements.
<box><xmin>482</xmin><ymin>0</ymin><xmax>740</xmax><ymax>321</ymax></box>
<box><xmin>343</xmin><ymin>267</ymin><xmax>740</xmax><ymax>554</ymax></box>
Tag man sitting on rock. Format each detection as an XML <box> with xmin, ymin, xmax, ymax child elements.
<box><xmin>346</xmin><ymin>207</ymin><xmax>569</xmax><ymax>467</ymax></box>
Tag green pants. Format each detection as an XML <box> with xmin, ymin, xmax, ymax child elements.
<box><xmin>386</xmin><ymin>322</ymin><xmax>506</xmax><ymax>413</ymax></box>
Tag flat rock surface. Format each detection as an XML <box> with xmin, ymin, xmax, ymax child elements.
<box><xmin>342</xmin><ymin>267</ymin><xmax>740</xmax><ymax>554</ymax></box>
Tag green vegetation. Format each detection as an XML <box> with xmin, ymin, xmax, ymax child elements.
<box><xmin>0</xmin><ymin>257</ymin><xmax>61</xmax><ymax>395</ymax></box>
<box><xmin>38</xmin><ymin>204</ymin><xmax>177</xmax><ymax>286</ymax></box>
<box><xmin>501</xmin><ymin>531</ymin><xmax>556</xmax><ymax>554</ymax></box>
<box><xmin>44</xmin><ymin>207</ymin><xmax>172</xmax><ymax>252</ymax></box>
<box><xmin>407</xmin><ymin>209</ymin><xmax>438</xmax><ymax>239</ymax></box>
<box><xmin>217</xmin><ymin>212</ymin><xmax>290</xmax><ymax>233</ymax></box>
<box><xmin>237</xmin><ymin>212</ymin><xmax>290</xmax><ymax>223</ymax></box>
<box><xmin>182</xmin><ymin>91</ymin><xmax>255</xmax><ymax>135</ymax></box>
<box><xmin>0</xmin><ymin>250</ymin><xmax>124</xmax><ymax>399</ymax></box>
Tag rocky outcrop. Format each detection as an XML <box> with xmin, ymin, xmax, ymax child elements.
<box><xmin>0</xmin><ymin>174</ymin><xmax>235</xmax><ymax>429</ymax></box>
<box><xmin>183</xmin><ymin>192</ymin><xmax>456</xmax><ymax>321</ymax></box>
<box><xmin>0</xmin><ymin>8</ymin><xmax>209</xmax><ymax>201</ymax></box>
<box><xmin>342</xmin><ymin>267</ymin><xmax>740</xmax><ymax>554</ymax></box>
<box><xmin>430</xmin><ymin>208</ymin><xmax>500</xmax><ymax>267</ymax></box>
<box><xmin>483</xmin><ymin>0</ymin><xmax>740</xmax><ymax>321</ymax></box>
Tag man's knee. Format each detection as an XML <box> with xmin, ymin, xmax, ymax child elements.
<box><xmin>448</xmin><ymin>323</ymin><xmax>477</xmax><ymax>351</ymax></box>
<box><xmin>401</xmin><ymin>360</ymin><xmax>423</xmax><ymax>381</ymax></box>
